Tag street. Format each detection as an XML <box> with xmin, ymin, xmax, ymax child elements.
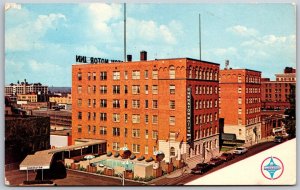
<box><xmin>150</xmin><ymin>140</ymin><xmax>281</xmax><ymax>185</ymax></box>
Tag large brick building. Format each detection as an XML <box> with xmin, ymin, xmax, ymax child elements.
<box><xmin>261</xmin><ymin>67</ymin><xmax>296</xmax><ymax>114</ymax></box>
<box><xmin>219</xmin><ymin>68</ymin><xmax>262</xmax><ymax>144</ymax></box>
<box><xmin>72</xmin><ymin>52</ymin><xmax>220</xmax><ymax>161</ymax></box>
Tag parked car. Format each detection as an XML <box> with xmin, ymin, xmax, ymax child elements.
<box><xmin>208</xmin><ymin>157</ymin><xmax>224</xmax><ymax>166</ymax></box>
<box><xmin>219</xmin><ymin>152</ymin><xmax>235</xmax><ymax>161</ymax></box>
<box><xmin>274</xmin><ymin>136</ymin><xmax>284</xmax><ymax>143</ymax></box>
<box><xmin>191</xmin><ymin>163</ymin><xmax>213</xmax><ymax>174</ymax></box>
<box><xmin>233</xmin><ymin>147</ymin><xmax>248</xmax><ymax>155</ymax></box>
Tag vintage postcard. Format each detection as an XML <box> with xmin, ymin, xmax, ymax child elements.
<box><xmin>4</xmin><ymin>2</ymin><xmax>296</xmax><ymax>186</ymax></box>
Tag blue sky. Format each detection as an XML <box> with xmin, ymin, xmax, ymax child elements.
<box><xmin>5</xmin><ymin>3</ymin><xmax>296</xmax><ymax>87</ymax></box>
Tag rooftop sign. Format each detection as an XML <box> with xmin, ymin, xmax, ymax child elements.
<box><xmin>76</xmin><ymin>55</ymin><xmax>123</xmax><ymax>64</ymax></box>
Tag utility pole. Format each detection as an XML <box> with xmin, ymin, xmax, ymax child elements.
<box><xmin>199</xmin><ymin>14</ymin><xmax>201</xmax><ymax>60</ymax></box>
<box><xmin>124</xmin><ymin>3</ymin><xmax>126</xmax><ymax>62</ymax></box>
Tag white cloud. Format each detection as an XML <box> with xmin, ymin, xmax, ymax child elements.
<box><xmin>214</xmin><ymin>47</ymin><xmax>237</xmax><ymax>56</ymax></box>
<box><xmin>6</xmin><ymin>13</ymin><xmax>66</xmax><ymax>51</ymax></box>
<box><xmin>226</xmin><ymin>25</ymin><xmax>258</xmax><ymax>37</ymax></box>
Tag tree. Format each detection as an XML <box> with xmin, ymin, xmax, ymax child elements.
<box><xmin>284</xmin><ymin>84</ymin><xmax>296</xmax><ymax>138</ymax></box>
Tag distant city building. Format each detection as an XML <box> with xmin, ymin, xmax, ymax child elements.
<box><xmin>5</xmin><ymin>115</ymin><xmax>50</xmax><ymax>166</ymax></box>
<box><xmin>261</xmin><ymin>67</ymin><xmax>296</xmax><ymax>114</ymax></box>
<box><xmin>17</xmin><ymin>93</ymin><xmax>38</xmax><ymax>103</ymax></box>
<box><xmin>5</xmin><ymin>79</ymin><xmax>48</xmax><ymax>96</ymax></box>
<box><xmin>219</xmin><ymin>67</ymin><xmax>262</xmax><ymax>144</ymax></box>
<box><xmin>72</xmin><ymin>52</ymin><xmax>220</xmax><ymax>162</ymax></box>
<box><xmin>261</xmin><ymin>114</ymin><xmax>285</xmax><ymax>138</ymax></box>
<box><xmin>49</xmin><ymin>93</ymin><xmax>72</xmax><ymax>105</ymax></box>
<box><xmin>32</xmin><ymin>110</ymin><xmax>72</xmax><ymax>129</ymax></box>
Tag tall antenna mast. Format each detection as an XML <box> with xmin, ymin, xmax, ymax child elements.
<box><xmin>199</xmin><ymin>14</ymin><xmax>201</xmax><ymax>60</ymax></box>
<box><xmin>124</xmin><ymin>3</ymin><xmax>127</xmax><ymax>62</ymax></box>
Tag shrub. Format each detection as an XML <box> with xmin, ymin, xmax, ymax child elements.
<box><xmin>133</xmin><ymin>176</ymin><xmax>139</xmax><ymax>181</ymax></box>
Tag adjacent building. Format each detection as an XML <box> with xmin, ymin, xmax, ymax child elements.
<box><xmin>219</xmin><ymin>67</ymin><xmax>262</xmax><ymax>144</ymax></box>
<box><xmin>72</xmin><ymin>52</ymin><xmax>220</xmax><ymax>161</ymax></box>
<box><xmin>17</xmin><ymin>93</ymin><xmax>38</xmax><ymax>103</ymax></box>
<box><xmin>261</xmin><ymin>67</ymin><xmax>296</xmax><ymax>114</ymax></box>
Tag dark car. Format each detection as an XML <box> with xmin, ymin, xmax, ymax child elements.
<box><xmin>208</xmin><ymin>157</ymin><xmax>224</xmax><ymax>166</ymax></box>
<box><xmin>191</xmin><ymin>163</ymin><xmax>213</xmax><ymax>174</ymax></box>
<box><xmin>219</xmin><ymin>153</ymin><xmax>235</xmax><ymax>161</ymax></box>
<box><xmin>274</xmin><ymin>136</ymin><xmax>284</xmax><ymax>143</ymax></box>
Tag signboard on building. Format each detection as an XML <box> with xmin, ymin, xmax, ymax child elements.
<box><xmin>75</xmin><ymin>55</ymin><xmax>122</xmax><ymax>64</ymax></box>
<box><xmin>186</xmin><ymin>86</ymin><xmax>193</xmax><ymax>144</ymax></box>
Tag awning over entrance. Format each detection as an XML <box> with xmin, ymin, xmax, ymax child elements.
<box><xmin>20</xmin><ymin>139</ymin><xmax>106</xmax><ymax>170</ymax></box>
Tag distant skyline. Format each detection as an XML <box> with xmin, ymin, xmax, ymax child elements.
<box><xmin>5</xmin><ymin>3</ymin><xmax>296</xmax><ymax>86</ymax></box>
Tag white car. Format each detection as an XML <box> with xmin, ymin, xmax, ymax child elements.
<box><xmin>233</xmin><ymin>147</ymin><xmax>248</xmax><ymax>155</ymax></box>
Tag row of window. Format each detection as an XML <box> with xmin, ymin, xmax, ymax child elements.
<box><xmin>78</xmin><ymin>70</ymin><xmax>159</xmax><ymax>81</ymax></box>
<box><xmin>194</xmin><ymin>126</ymin><xmax>218</xmax><ymax>139</ymax></box>
<box><xmin>246</xmin><ymin>107</ymin><xmax>261</xmax><ymax>114</ymax></box>
<box><xmin>188</xmin><ymin>68</ymin><xmax>218</xmax><ymax>81</ymax></box>
<box><xmin>195</xmin><ymin>86</ymin><xmax>218</xmax><ymax>95</ymax></box>
<box><xmin>246</xmin><ymin>117</ymin><xmax>261</xmax><ymax>125</ymax></box>
<box><xmin>77</xmin><ymin>85</ymin><xmax>175</xmax><ymax>95</ymax></box>
<box><xmin>194</xmin><ymin>113</ymin><xmax>218</xmax><ymax>125</ymax></box>
<box><xmin>78</xmin><ymin>112</ymin><xmax>176</xmax><ymax>125</ymax></box>
<box><xmin>112</xmin><ymin>143</ymin><xmax>158</xmax><ymax>154</ymax></box>
<box><xmin>265</xmin><ymin>88</ymin><xmax>291</xmax><ymax>93</ymax></box>
<box><xmin>245</xmin><ymin>97</ymin><xmax>261</xmax><ymax>104</ymax></box>
<box><xmin>194</xmin><ymin>99</ymin><xmax>218</xmax><ymax>109</ymax></box>
<box><xmin>78</xmin><ymin>99</ymin><xmax>176</xmax><ymax>110</ymax></box>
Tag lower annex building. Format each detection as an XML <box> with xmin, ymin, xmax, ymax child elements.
<box><xmin>72</xmin><ymin>52</ymin><xmax>220</xmax><ymax>162</ymax></box>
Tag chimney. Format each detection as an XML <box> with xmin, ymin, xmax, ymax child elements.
<box><xmin>127</xmin><ymin>55</ymin><xmax>132</xmax><ymax>62</ymax></box>
<box><xmin>225</xmin><ymin>60</ymin><xmax>229</xmax><ymax>70</ymax></box>
<box><xmin>140</xmin><ymin>51</ymin><xmax>147</xmax><ymax>61</ymax></box>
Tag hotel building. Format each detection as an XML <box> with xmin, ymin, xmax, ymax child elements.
<box><xmin>219</xmin><ymin>68</ymin><xmax>262</xmax><ymax>144</ymax></box>
<box><xmin>72</xmin><ymin>52</ymin><xmax>220</xmax><ymax>161</ymax></box>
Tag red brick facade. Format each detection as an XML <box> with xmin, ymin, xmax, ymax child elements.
<box><xmin>219</xmin><ymin>69</ymin><xmax>262</xmax><ymax>143</ymax></box>
<box><xmin>72</xmin><ymin>57</ymin><xmax>219</xmax><ymax>160</ymax></box>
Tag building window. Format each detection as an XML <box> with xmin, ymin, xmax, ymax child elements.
<box><xmin>100</xmin><ymin>99</ymin><xmax>107</xmax><ymax>108</ymax></box>
<box><xmin>238</xmin><ymin>108</ymin><xmax>242</xmax><ymax>114</ymax></box>
<box><xmin>124</xmin><ymin>114</ymin><xmax>128</xmax><ymax>123</ymax></box>
<box><xmin>77</xmin><ymin>72</ymin><xmax>82</xmax><ymax>81</ymax></box>
<box><xmin>100</xmin><ymin>113</ymin><xmax>107</xmax><ymax>121</ymax></box>
<box><xmin>239</xmin><ymin>129</ymin><xmax>242</xmax><ymax>136</ymax></box>
<box><xmin>238</xmin><ymin>75</ymin><xmax>242</xmax><ymax>83</ymax></box>
<box><xmin>169</xmin><ymin>116</ymin><xmax>175</xmax><ymax>125</ymax></box>
<box><xmin>152</xmin><ymin>115</ymin><xmax>158</xmax><ymax>124</ymax></box>
<box><xmin>238</xmin><ymin>87</ymin><xmax>242</xmax><ymax>93</ymax></box>
<box><xmin>145</xmin><ymin>115</ymin><xmax>149</xmax><ymax>124</ymax></box>
<box><xmin>132</xmin><ymin>129</ymin><xmax>140</xmax><ymax>138</ymax></box>
<box><xmin>152</xmin><ymin>131</ymin><xmax>158</xmax><ymax>139</ymax></box>
<box><xmin>152</xmin><ymin>100</ymin><xmax>158</xmax><ymax>109</ymax></box>
<box><xmin>78</xmin><ymin>112</ymin><xmax>82</xmax><ymax>119</ymax></box>
<box><xmin>238</xmin><ymin>97</ymin><xmax>242</xmax><ymax>104</ymax></box>
<box><xmin>124</xmin><ymin>100</ymin><xmax>128</xmax><ymax>108</ymax></box>
<box><xmin>132</xmin><ymin>70</ymin><xmax>140</xmax><ymax>79</ymax></box>
<box><xmin>124</xmin><ymin>71</ymin><xmax>128</xmax><ymax>80</ymax></box>
<box><xmin>113</xmin><ymin>99</ymin><xmax>120</xmax><ymax>108</ymax></box>
<box><xmin>113</xmin><ymin>113</ymin><xmax>120</xmax><ymax>122</ymax></box>
<box><xmin>92</xmin><ymin>99</ymin><xmax>96</xmax><ymax>108</ymax></box>
<box><xmin>77</xmin><ymin>99</ymin><xmax>82</xmax><ymax>107</ymax></box>
<box><xmin>113</xmin><ymin>142</ymin><xmax>120</xmax><ymax>151</ymax></box>
<box><xmin>113</xmin><ymin>127</ymin><xmax>120</xmax><ymax>136</ymax></box>
<box><xmin>169</xmin><ymin>100</ymin><xmax>175</xmax><ymax>110</ymax></box>
<box><xmin>152</xmin><ymin>85</ymin><xmax>158</xmax><ymax>94</ymax></box>
<box><xmin>145</xmin><ymin>145</ymin><xmax>149</xmax><ymax>154</ymax></box>
<box><xmin>145</xmin><ymin>85</ymin><xmax>149</xmax><ymax>94</ymax></box>
<box><xmin>88</xmin><ymin>72</ymin><xmax>91</xmax><ymax>80</ymax></box>
<box><xmin>77</xmin><ymin>85</ymin><xmax>82</xmax><ymax>94</ymax></box>
<box><xmin>92</xmin><ymin>72</ymin><xmax>96</xmax><ymax>80</ymax></box>
<box><xmin>188</xmin><ymin>67</ymin><xmax>192</xmax><ymax>79</ymax></box>
<box><xmin>238</xmin><ymin>118</ymin><xmax>242</xmax><ymax>125</ymax></box>
<box><xmin>132</xmin><ymin>100</ymin><xmax>140</xmax><ymax>108</ymax></box>
<box><xmin>132</xmin><ymin>85</ymin><xmax>140</xmax><ymax>94</ymax></box>
<box><xmin>195</xmin><ymin>116</ymin><xmax>199</xmax><ymax>124</ymax></box>
<box><xmin>78</xmin><ymin>125</ymin><xmax>82</xmax><ymax>133</ymax></box>
<box><xmin>87</xmin><ymin>125</ymin><xmax>91</xmax><ymax>133</ymax></box>
<box><xmin>215</xmin><ymin>112</ymin><xmax>218</xmax><ymax>121</ymax></box>
<box><xmin>100</xmin><ymin>72</ymin><xmax>107</xmax><ymax>80</ymax></box>
<box><xmin>144</xmin><ymin>70</ymin><xmax>148</xmax><ymax>79</ymax></box>
<box><xmin>169</xmin><ymin>66</ymin><xmax>175</xmax><ymax>79</ymax></box>
<box><xmin>124</xmin><ymin>85</ymin><xmax>128</xmax><ymax>94</ymax></box>
<box><xmin>88</xmin><ymin>99</ymin><xmax>91</xmax><ymax>107</ymax></box>
<box><xmin>113</xmin><ymin>85</ymin><xmax>120</xmax><ymax>94</ymax></box>
<box><xmin>145</xmin><ymin>100</ymin><xmax>149</xmax><ymax>109</ymax></box>
<box><xmin>145</xmin><ymin>130</ymin><xmax>149</xmax><ymax>139</ymax></box>
<box><xmin>152</xmin><ymin>70</ymin><xmax>158</xmax><ymax>79</ymax></box>
<box><xmin>113</xmin><ymin>71</ymin><xmax>120</xmax><ymax>80</ymax></box>
<box><xmin>132</xmin><ymin>144</ymin><xmax>140</xmax><ymax>153</ymax></box>
<box><xmin>169</xmin><ymin>85</ymin><xmax>175</xmax><ymax>94</ymax></box>
<box><xmin>132</xmin><ymin>114</ymin><xmax>140</xmax><ymax>123</ymax></box>
<box><xmin>100</xmin><ymin>85</ymin><xmax>107</xmax><ymax>94</ymax></box>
